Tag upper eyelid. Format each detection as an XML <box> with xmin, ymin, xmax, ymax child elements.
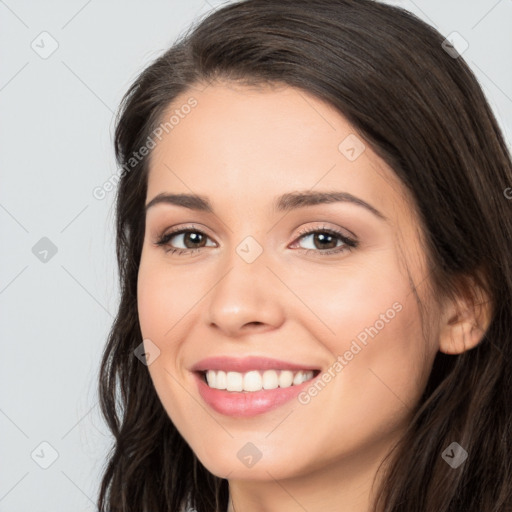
<box><xmin>296</xmin><ymin>223</ymin><xmax>356</xmax><ymax>239</ymax></box>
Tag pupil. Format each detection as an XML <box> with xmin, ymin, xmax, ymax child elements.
<box><xmin>185</xmin><ymin>232</ymin><xmax>204</xmax><ymax>248</ymax></box>
<box><xmin>315</xmin><ymin>233</ymin><xmax>336</xmax><ymax>249</ymax></box>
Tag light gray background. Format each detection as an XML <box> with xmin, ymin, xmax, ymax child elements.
<box><xmin>1</xmin><ymin>1</ymin><xmax>511</xmax><ymax>510</ymax></box>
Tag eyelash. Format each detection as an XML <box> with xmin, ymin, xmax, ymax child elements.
<box><xmin>154</xmin><ymin>224</ymin><xmax>358</xmax><ymax>257</ymax></box>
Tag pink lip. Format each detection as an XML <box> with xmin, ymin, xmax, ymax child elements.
<box><xmin>192</xmin><ymin>371</ymin><xmax>320</xmax><ymax>417</ymax></box>
<box><xmin>190</xmin><ymin>356</ymin><xmax>320</xmax><ymax>373</ymax></box>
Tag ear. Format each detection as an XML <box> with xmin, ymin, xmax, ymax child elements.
<box><xmin>438</xmin><ymin>274</ymin><xmax>493</xmax><ymax>355</ymax></box>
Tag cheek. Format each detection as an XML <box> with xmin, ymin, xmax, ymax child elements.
<box><xmin>289</xmin><ymin>253</ymin><xmax>430</xmax><ymax>423</ymax></box>
<box><xmin>137</xmin><ymin>255</ymin><xmax>199</xmax><ymax>340</ymax></box>
<box><xmin>288</xmin><ymin>253</ymin><xmax>413</xmax><ymax>351</ymax></box>
<box><xmin>136</xmin><ymin>258</ymin><xmax>197</xmax><ymax>432</ymax></box>
<box><xmin>136</xmin><ymin>255</ymin><xmax>205</xmax><ymax>404</ymax></box>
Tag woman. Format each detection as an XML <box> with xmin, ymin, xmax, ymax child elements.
<box><xmin>97</xmin><ymin>1</ymin><xmax>512</xmax><ymax>511</ymax></box>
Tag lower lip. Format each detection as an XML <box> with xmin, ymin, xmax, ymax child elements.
<box><xmin>193</xmin><ymin>372</ymin><xmax>319</xmax><ymax>417</ymax></box>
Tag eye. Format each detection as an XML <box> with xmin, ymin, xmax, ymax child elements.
<box><xmin>153</xmin><ymin>224</ymin><xmax>358</xmax><ymax>256</ymax></box>
<box><xmin>290</xmin><ymin>225</ymin><xmax>358</xmax><ymax>256</ymax></box>
<box><xmin>154</xmin><ymin>224</ymin><xmax>216</xmax><ymax>255</ymax></box>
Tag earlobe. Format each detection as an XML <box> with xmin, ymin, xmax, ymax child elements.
<box><xmin>437</xmin><ymin>277</ymin><xmax>493</xmax><ymax>355</ymax></box>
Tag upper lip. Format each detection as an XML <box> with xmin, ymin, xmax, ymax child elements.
<box><xmin>190</xmin><ymin>356</ymin><xmax>321</xmax><ymax>373</ymax></box>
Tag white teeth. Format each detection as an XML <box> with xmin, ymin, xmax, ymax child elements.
<box><xmin>204</xmin><ymin>369</ymin><xmax>315</xmax><ymax>391</ymax></box>
<box><xmin>216</xmin><ymin>370</ymin><xmax>227</xmax><ymax>389</ymax></box>
<box><xmin>293</xmin><ymin>372</ymin><xmax>304</xmax><ymax>385</ymax></box>
<box><xmin>262</xmin><ymin>370</ymin><xmax>279</xmax><ymax>389</ymax></box>
<box><xmin>206</xmin><ymin>370</ymin><xmax>216</xmax><ymax>389</ymax></box>
<box><xmin>243</xmin><ymin>371</ymin><xmax>262</xmax><ymax>391</ymax></box>
<box><xmin>226</xmin><ymin>371</ymin><xmax>243</xmax><ymax>392</ymax></box>
<box><xmin>279</xmin><ymin>370</ymin><xmax>294</xmax><ymax>388</ymax></box>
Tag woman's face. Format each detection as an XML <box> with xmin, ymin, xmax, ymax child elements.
<box><xmin>137</xmin><ymin>82</ymin><xmax>440</xmax><ymax>482</ymax></box>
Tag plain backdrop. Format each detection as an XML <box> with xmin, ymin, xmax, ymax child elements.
<box><xmin>0</xmin><ymin>0</ymin><xmax>511</xmax><ymax>510</ymax></box>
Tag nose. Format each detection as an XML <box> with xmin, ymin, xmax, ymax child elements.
<box><xmin>205</xmin><ymin>248</ymin><xmax>286</xmax><ymax>337</ymax></box>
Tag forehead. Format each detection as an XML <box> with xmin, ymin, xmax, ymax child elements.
<box><xmin>146</xmin><ymin>82</ymin><xmax>411</xmax><ymax>220</ymax></box>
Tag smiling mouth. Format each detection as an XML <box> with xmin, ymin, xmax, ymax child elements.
<box><xmin>198</xmin><ymin>369</ymin><xmax>321</xmax><ymax>392</ymax></box>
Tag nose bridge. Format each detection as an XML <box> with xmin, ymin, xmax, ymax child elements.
<box><xmin>205</xmin><ymin>236</ymin><xmax>285</xmax><ymax>334</ymax></box>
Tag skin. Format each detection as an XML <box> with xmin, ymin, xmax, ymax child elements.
<box><xmin>137</xmin><ymin>81</ymin><xmax>488</xmax><ymax>512</ymax></box>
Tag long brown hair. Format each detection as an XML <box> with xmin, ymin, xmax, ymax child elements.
<box><xmin>97</xmin><ymin>1</ymin><xmax>512</xmax><ymax>510</ymax></box>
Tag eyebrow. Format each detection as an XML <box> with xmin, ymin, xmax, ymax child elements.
<box><xmin>144</xmin><ymin>190</ymin><xmax>387</xmax><ymax>220</ymax></box>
